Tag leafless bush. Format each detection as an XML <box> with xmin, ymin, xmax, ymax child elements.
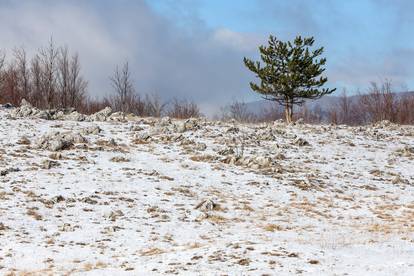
<box><xmin>166</xmin><ymin>98</ymin><xmax>201</xmax><ymax>119</ymax></box>
<box><xmin>220</xmin><ymin>101</ymin><xmax>257</xmax><ymax>122</ymax></box>
<box><xmin>141</xmin><ymin>94</ymin><xmax>167</xmax><ymax>117</ymax></box>
<box><xmin>0</xmin><ymin>40</ymin><xmax>87</xmax><ymax>109</ymax></box>
<box><xmin>297</xmin><ymin>104</ymin><xmax>324</xmax><ymax>123</ymax></box>
<box><xmin>2</xmin><ymin>63</ymin><xmax>19</xmax><ymax>105</ymax></box>
<box><xmin>76</xmin><ymin>97</ymin><xmax>109</xmax><ymax>114</ymax></box>
<box><xmin>329</xmin><ymin>90</ymin><xmax>366</xmax><ymax>125</ymax></box>
<box><xmin>255</xmin><ymin>104</ymin><xmax>283</xmax><ymax>122</ymax></box>
<box><xmin>396</xmin><ymin>94</ymin><xmax>414</xmax><ymax>124</ymax></box>
<box><xmin>359</xmin><ymin>81</ymin><xmax>396</xmax><ymax>123</ymax></box>
<box><xmin>329</xmin><ymin>81</ymin><xmax>414</xmax><ymax>125</ymax></box>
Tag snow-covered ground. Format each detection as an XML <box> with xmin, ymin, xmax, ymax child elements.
<box><xmin>0</xmin><ymin>109</ymin><xmax>413</xmax><ymax>275</ymax></box>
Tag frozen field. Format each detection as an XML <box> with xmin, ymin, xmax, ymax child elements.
<box><xmin>0</xmin><ymin>108</ymin><xmax>413</xmax><ymax>275</ymax></box>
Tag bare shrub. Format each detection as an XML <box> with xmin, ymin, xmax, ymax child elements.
<box><xmin>166</xmin><ymin>98</ymin><xmax>201</xmax><ymax>119</ymax></box>
<box><xmin>2</xmin><ymin>63</ymin><xmax>20</xmax><ymax>105</ymax></box>
<box><xmin>359</xmin><ymin>81</ymin><xmax>396</xmax><ymax>123</ymax></box>
<box><xmin>220</xmin><ymin>101</ymin><xmax>257</xmax><ymax>123</ymax></box>
<box><xmin>298</xmin><ymin>104</ymin><xmax>324</xmax><ymax>123</ymax></box>
<box><xmin>141</xmin><ymin>94</ymin><xmax>166</xmax><ymax>117</ymax></box>
<box><xmin>256</xmin><ymin>104</ymin><xmax>283</xmax><ymax>122</ymax></box>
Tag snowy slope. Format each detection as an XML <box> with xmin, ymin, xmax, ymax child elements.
<box><xmin>0</xmin><ymin>110</ymin><xmax>413</xmax><ymax>275</ymax></box>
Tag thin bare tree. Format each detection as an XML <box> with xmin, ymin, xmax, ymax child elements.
<box><xmin>13</xmin><ymin>47</ymin><xmax>31</xmax><ymax>101</ymax></box>
<box><xmin>39</xmin><ymin>38</ymin><xmax>59</xmax><ymax>108</ymax></box>
<box><xmin>57</xmin><ymin>46</ymin><xmax>70</xmax><ymax>108</ymax></box>
<box><xmin>0</xmin><ymin>51</ymin><xmax>5</xmax><ymax>102</ymax></box>
<box><xmin>110</xmin><ymin>61</ymin><xmax>135</xmax><ymax>114</ymax></box>
<box><xmin>30</xmin><ymin>54</ymin><xmax>43</xmax><ymax>107</ymax></box>
<box><xmin>68</xmin><ymin>53</ymin><xmax>87</xmax><ymax>109</ymax></box>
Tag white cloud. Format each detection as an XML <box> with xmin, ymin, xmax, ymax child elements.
<box><xmin>0</xmin><ymin>0</ymin><xmax>260</xmax><ymax>114</ymax></box>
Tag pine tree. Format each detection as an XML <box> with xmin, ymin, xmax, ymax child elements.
<box><xmin>244</xmin><ymin>35</ymin><xmax>336</xmax><ymax>123</ymax></box>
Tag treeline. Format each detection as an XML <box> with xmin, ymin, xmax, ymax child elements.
<box><xmin>329</xmin><ymin>82</ymin><xmax>414</xmax><ymax>125</ymax></box>
<box><xmin>0</xmin><ymin>40</ymin><xmax>87</xmax><ymax>111</ymax></box>
<box><xmin>0</xmin><ymin>40</ymin><xmax>201</xmax><ymax>118</ymax></box>
<box><xmin>1</xmin><ymin>41</ymin><xmax>414</xmax><ymax>124</ymax></box>
<box><xmin>219</xmin><ymin>81</ymin><xmax>414</xmax><ymax>125</ymax></box>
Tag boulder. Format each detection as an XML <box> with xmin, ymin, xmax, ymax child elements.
<box><xmin>87</xmin><ymin>107</ymin><xmax>112</xmax><ymax>121</ymax></box>
<box><xmin>36</xmin><ymin>131</ymin><xmax>87</xmax><ymax>151</ymax></box>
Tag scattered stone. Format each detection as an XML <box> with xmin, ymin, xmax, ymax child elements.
<box><xmin>107</xmin><ymin>210</ymin><xmax>125</xmax><ymax>221</ymax></box>
<box><xmin>17</xmin><ymin>136</ymin><xmax>31</xmax><ymax>145</ymax></box>
<box><xmin>0</xmin><ymin>167</ymin><xmax>20</xmax><ymax>176</ymax></box>
<box><xmin>195</xmin><ymin>199</ymin><xmax>217</xmax><ymax>212</ymax></box>
<box><xmin>110</xmin><ymin>156</ymin><xmax>130</xmax><ymax>162</ymax></box>
<box><xmin>80</xmin><ymin>125</ymin><xmax>101</xmax><ymax>135</ymax></box>
<box><xmin>36</xmin><ymin>131</ymin><xmax>87</xmax><ymax>151</ymax></box>
<box><xmin>41</xmin><ymin>159</ymin><xmax>60</xmax><ymax>169</ymax></box>
<box><xmin>87</xmin><ymin>106</ymin><xmax>112</xmax><ymax>121</ymax></box>
<box><xmin>294</xmin><ymin>137</ymin><xmax>309</xmax><ymax>146</ymax></box>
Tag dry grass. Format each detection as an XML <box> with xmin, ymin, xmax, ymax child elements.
<box><xmin>263</xmin><ymin>224</ymin><xmax>284</xmax><ymax>232</ymax></box>
<box><xmin>140</xmin><ymin>247</ymin><xmax>166</xmax><ymax>256</ymax></box>
<box><xmin>26</xmin><ymin>209</ymin><xmax>43</xmax><ymax>220</ymax></box>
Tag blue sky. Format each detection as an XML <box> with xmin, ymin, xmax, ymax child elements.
<box><xmin>0</xmin><ymin>0</ymin><xmax>413</xmax><ymax>113</ymax></box>
<box><xmin>149</xmin><ymin>0</ymin><xmax>414</xmax><ymax>90</ymax></box>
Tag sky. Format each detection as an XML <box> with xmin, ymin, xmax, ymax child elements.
<box><xmin>0</xmin><ymin>0</ymin><xmax>413</xmax><ymax>114</ymax></box>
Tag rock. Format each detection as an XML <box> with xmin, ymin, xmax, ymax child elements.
<box><xmin>159</xmin><ymin>117</ymin><xmax>172</xmax><ymax>127</ymax></box>
<box><xmin>1</xmin><ymin>103</ymin><xmax>14</xmax><ymax>109</ymax></box>
<box><xmin>110</xmin><ymin>156</ymin><xmax>130</xmax><ymax>162</ymax></box>
<box><xmin>374</xmin><ymin>120</ymin><xmax>392</xmax><ymax>128</ymax></box>
<box><xmin>87</xmin><ymin>106</ymin><xmax>112</xmax><ymax>121</ymax></box>
<box><xmin>21</xmin><ymin>98</ymin><xmax>33</xmax><ymax>107</ymax></box>
<box><xmin>64</xmin><ymin>111</ymin><xmax>86</xmax><ymax>121</ymax></box>
<box><xmin>51</xmin><ymin>195</ymin><xmax>65</xmax><ymax>203</ymax></box>
<box><xmin>79</xmin><ymin>125</ymin><xmax>101</xmax><ymax>135</ymax></box>
<box><xmin>107</xmin><ymin>210</ymin><xmax>125</xmax><ymax>221</ymax></box>
<box><xmin>49</xmin><ymin>152</ymin><xmax>63</xmax><ymax>160</ymax></box>
<box><xmin>36</xmin><ymin>131</ymin><xmax>87</xmax><ymax>151</ymax></box>
<box><xmin>52</xmin><ymin>110</ymin><xmax>65</xmax><ymax>120</ymax></box>
<box><xmin>295</xmin><ymin>118</ymin><xmax>305</xmax><ymax>125</ymax></box>
<box><xmin>136</xmin><ymin>132</ymin><xmax>151</xmax><ymax>141</ymax></box>
<box><xmin>0</xmin><ymin>167</ymin><xmax>20</xmax><ymax>176</ymax></box>
<box><xmin>218</xmin><ymin>147</ymin><xmax>235</xmax><ymax>155</ymax></box>
<box><xmin>17</xmin><ymin>136</ymin><xmax>31</xmax><ymax>145</ymax></box>
<box><xmin>195</xmin><ymin>143</ymin><xmax>207</xmax><ymax>151</ymax></box>
<box><xmin>130</xmin><ymin>125</ymin><xmax>144</xmax><ymax>131</ymax></box>
<box><xmin>0</xmin><ymin>222</ymin><xmax>10</xmax><ymax>231</ymax></box>
<box><xmin>195</xmin><ymin>199</ymin><xmax>216</xmax><ymax>212</ymax></box>
<box><xmin>108</xmin><ymin>112</ymin><xmax>127</xmax><ymax>121</ymax></box>
<box><xmin>36</xmin><ymin>110</ymin><xmax>50</xmax><ymax>120</ymax></box>
<box><xmin>177</xmin><ymin>118</ymin><xmax>200</xmax><ymax>133</ymax></box>
<box><xmin>226</xmin><ymin>127</ymin><xmax>239</xmax><ymax>133</ymax></box>
<box><xmin>275</xmin><ymin>153</ymin><xmax>286</xmax><ymax>160</ymax></box>
<box><xmin>9</xmin><ymin>100</ymin><xmax>51</xmax><ymax>120</ymax></box>
<box><xmin>294</xmin><ymin>137</ymin><xmax>309</xmax><ymax>146</ymax></box>
<box><xmin>41</xmin><ymin>159</ymin><xmax>60</xmax><ymax>169</ymax></box>
<box><xmin>255</xmin><ymin>156</ymin><xmax>272</xmax><ymax>167</ymax></box>
<box><xmin>59</xmin><ymin>223</ymin><xmax>75</xmax><ymax>232</ymax></box>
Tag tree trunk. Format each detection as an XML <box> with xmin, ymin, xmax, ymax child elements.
<box><xmin>284</xmin><ymin>99</ymin><xmax>293</xmax><ymax>123</ymax></box>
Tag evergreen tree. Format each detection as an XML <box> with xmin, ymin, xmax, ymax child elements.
<box><xmin>244</xmin><ymin>35</ymin><xmax>336</xmax><ymax>123</ymax></box>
